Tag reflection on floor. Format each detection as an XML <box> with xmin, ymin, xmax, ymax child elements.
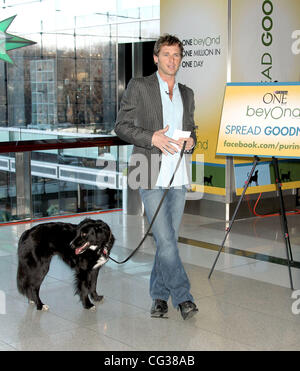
<box><xmin>0</xmin><ymin>211</ymin><xmax>300</xmax><ymax>351</ymax></box>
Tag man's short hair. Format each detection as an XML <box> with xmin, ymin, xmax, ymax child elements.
<box><xmin>153</xmin><ymin>34</ymin><xmax>183</xmax><ymax>58</ymax></box>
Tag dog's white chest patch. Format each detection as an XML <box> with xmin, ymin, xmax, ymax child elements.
<box><xmin>93</xmin><ymin>256</ymin><xmax>108</xmax><ymax>269</ymax></box>
<box><xmin>89</xmin><ymin>245</ymin><xmax>98</xmax><ymax>251</ymax></box>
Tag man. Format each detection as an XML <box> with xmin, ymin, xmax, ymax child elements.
<box><xmin>115</xmin><ymin>34</ymin><xmax>198</xmax><ymax>320</ymax></box>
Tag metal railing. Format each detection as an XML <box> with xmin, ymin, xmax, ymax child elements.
<box><xmin>0</xmin><ymin>136</ymin><xmax>126</xmax><ymax>153</ymax></box>
<box><xmin>0</xmin><ymin>136</ymin><xmax>128</xmax><ymax>223</ymax></box>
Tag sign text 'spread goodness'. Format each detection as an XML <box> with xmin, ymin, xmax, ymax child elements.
<box><xmin>216</xmin><ymin>83</ymin><xmax>300</xmax><ymax>159</ymax></box>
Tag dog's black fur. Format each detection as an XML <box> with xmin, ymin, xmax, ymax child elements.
<box><xmin>204</xmin><ymin>175</ymin><xmax>213</xmax><ymax>186</ymax></box>
<box><xmin>281</xmin><ymin>170</ymin><xmax>291</xmax><ymax>182</ymax></box>
<box><xmin>17</xmin><ymin>218</ymin><xmax>115</xmax><ymax>310</ymax></box>
<box><xmin>248</xmin><ymin>170</ymin><xmax>259</xmax><ymax>186</ymax></box>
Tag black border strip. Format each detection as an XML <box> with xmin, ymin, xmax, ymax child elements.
<box><xmin>0</xmin><ymin>136</ymin><xmax>128</xmax><ymax>153</ymax></box>
<box><xmin>178</xmin><ymin>236</ymin><xmax>300</xmax><ymax>269</ymax></box>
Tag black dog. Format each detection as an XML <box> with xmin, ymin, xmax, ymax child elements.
<box><xmin>248</xmin><ymin>170</ymin><xmax>259</xmax><ymax>186</ymax></box>
<box><xmin>281</xmin><ymin>170</ymin><xmax>291</xmax><ymax>182</ymax></box>
<box><xmin>17</xmin><ymin>218</ymin><xmax>115</xmax><ymax>311</ymax></box>
<box><xmin>204</xmin><ymin>175</ymin><xmax>213</xmax><ymax>186</ymax></box>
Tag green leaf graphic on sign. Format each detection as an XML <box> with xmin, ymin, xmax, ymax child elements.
<box><xmin>0</xmin><ymin>15</ymin><xmax>36</xmax><ymax>64</ymax></box>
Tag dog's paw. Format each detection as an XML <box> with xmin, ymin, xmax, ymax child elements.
<box><xmin>42</xmin><ymin>304</ymin><xmax>49</xmax><ymax>311</ymax></box>
<box><xmin>29</xmin><ymin>300</ymin><xmax>35</xmax><ymax>305</ymax></box>
<box><xmin>91</xmin><ymin>293</ymin><xmax>103</xmax><ymax>302</ymax></box>
<box><xmin>89</xmin><ymin>305</ymin><xmax>96</xmax><ymax>311</ymax></box>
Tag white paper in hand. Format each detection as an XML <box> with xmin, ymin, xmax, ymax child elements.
<box><xmin>172</xmin><ymin>129</ymin><xmax>191</xmax><ymax>151</ymax></box>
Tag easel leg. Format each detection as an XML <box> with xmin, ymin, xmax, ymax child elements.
<box><xmin>272</xmin><ymin>157</ymin><xmax>294</xmax><ymax>291</ymax></box>
<box><xmin>208</xmin><ymin>156</ymin><xmax>260</xmax><ymax>279</ymax></box>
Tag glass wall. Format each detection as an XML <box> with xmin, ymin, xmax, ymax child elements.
<box><xmin>0</xmin><ymin>0</ymin><xmax>159</xmax><ymax>134</ymax></box>
<box><xmin>30</xmin><ymin>146</ymin><xmax>122</xmax><ymax>218</ymax></box>
<box><xmin>0</xmin><ymin>0</ymin><xmax>159</xmax><ymax>222</ymax></box>
<box><xmin>0</xmin><ymin>157</ymin><xmax>16</xmax><ymax>222</ymax></box>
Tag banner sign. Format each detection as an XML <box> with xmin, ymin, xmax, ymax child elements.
<box><xmin>161</xmin><ymin>0</ymin><xmax>228</xmax><ymax>196</ymax></box>
<box><xmin>231</xmin><ymin>0</ymin><xmax>300</xmax><ymax>195</ymax></box>
<box><xmin>231</xmin><ymin>0</ymin><xmax>300</xmax><ymax>84</ymax></box>
<box><xmin>216</xmin><ymin>82</ymin><xmax>300</xmax><ymax>159</ymax></box>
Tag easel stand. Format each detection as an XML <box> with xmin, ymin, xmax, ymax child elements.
<box><xmin>272</xmin><ymin>157</ymin><xmax>294</xmax><ymax>290</ymax></box>
<box><xmin>208</xmin><ymin>156</ymin><xmax>295</xmax><ymax>290</ymax></box>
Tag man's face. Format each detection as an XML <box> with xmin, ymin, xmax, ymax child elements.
<box><xmin>154</xmin><ymin>43</ymin><xmax>182</xmax><ymax>78</ymax></box>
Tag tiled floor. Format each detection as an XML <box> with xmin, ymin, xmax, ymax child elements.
<box><xmin>0</xmin><ymin>210</ymin><xmax>300</xmax><ymax>351</ymax></box>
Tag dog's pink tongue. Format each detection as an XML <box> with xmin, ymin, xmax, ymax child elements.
<box><xmin>75</xmin><ymin>242</ymin><xmax>89</xmax><ymax>255</ymax></box>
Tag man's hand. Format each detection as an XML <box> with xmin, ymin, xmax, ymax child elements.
<box><xmin>177</xmin><ymin>137</ymin><xmax>195</xmax><ymax>152</ymax></box>
<box><xmin>151</xmin><ymin>125</ymin><xmax>180</xmax><ymax>155</ymax></box>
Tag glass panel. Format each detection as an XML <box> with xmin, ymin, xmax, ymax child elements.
<box><xmin>0</xmin><ymin>106</ymin><xmax>6</xmax><ymax>127</ymax></box>
<box><xmin>0</xmin><ymin>64</ymin><xmax>6</xmax><ymax>106</ymax></box>
<box><xmin>42</xmin><ymin>34</ymin><xmax>57</xmax><ymax>57</ymax></box>
<box><xmin>76</xmin><ymin>36</ymin><xmax>91</xmax><ymax>59</ymax></box>
<box><xmin>141</xmin><ymin>19</ymin><xmax>160</xmax><ymax>39</ymax></box>
<box><xmin>0</xmin><ymin>0</ymin><xmax>159</xmax><ymax>222</ymax></box>
<box><xmin>30</xmin><ymin>146</ymin><xmax>123</xmax><ymax>219</ymax></box>
<box><xmin>57</xmin><ymin>58</ymin><xmax>75</xmax><ymax>82</ymax></box>
<box><xmin>56</xmin><ymin>35</ymin><xmax>75</xmax><ymax>58</ymax></box>
<box><xmin>117</xmin><ymin>22</ymin><xmax>140</xmax><ymax>43</ymax></box>
<box><xmin>0</xmin><ymin>153</ymin><xmax>16</xmax><ymax>223</ymax></box>
<box><xmin>0</xmin><ymin>1</ymin><xmax>159</xmax><ymax>140</ymax></box>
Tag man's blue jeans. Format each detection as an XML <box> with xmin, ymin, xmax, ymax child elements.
<box><xmin>139</xmin><ymin>186</ymin><xmax>194</xmax><ymax>308</ymax></box>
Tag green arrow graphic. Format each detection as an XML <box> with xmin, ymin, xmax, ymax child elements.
<box><xmin>0</xmin><ymin>15</ymin><xmax>36</xmax><ymax>64</ymax></box>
